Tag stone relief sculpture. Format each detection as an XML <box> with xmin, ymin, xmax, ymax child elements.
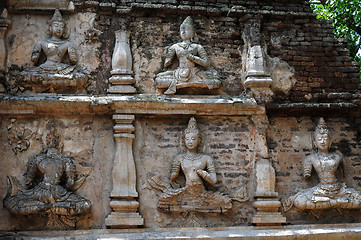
<box><xmin>3</xmin><ymin>128</ymin><xmax>92</xmax><ymax>229</ymax></box>
<box><xmin>0</xmin><ymin>9</ymin><xmax>11</xmax><ymax>92</ymax></box>
<box><xmin>7</xmin><ymin>119</ymin><xmax>38</xmax><ymax>154</ymax></box>
<box><xmin>283</xmin><ymin>118</ymin><xmax>361</xmax><ymax>212</ymax></box>
<box><xmin>149</xmin><ymin>117</ymin><xmax>232</xmax><ymax>214</ymax></box>
<box><xmin>17</xmin><ymin>9</ymin><xmax>89</xmax><ymax>93</ymax></box>
<box><xmin>155</xmin><ymin>17</ymin><xmax>220</xmax><ymax>95</ymax></box>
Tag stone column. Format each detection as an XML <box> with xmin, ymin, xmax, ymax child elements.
<box><xmin>0</xmin><ymin>9</ymin><xmax>11</xmax><ymax>93</ymax></box>
<box><xmin>251</xmin><ymin>115</ymin><xmax>286</xmax><ymax>225</ymax></box>
<box><xmin>241</xmin><ymin>15</ymin><xmax>273</xmax><ymax>102</ymax></box>
<box><xmin>107</xmin><ymin>29</ymin><xmax>137</xmax><ymax>94</ymax></box>
<box><xmin>105</xmin><ymin>115</ymin><xmax>144</xmax><ymax>228</ymax></box>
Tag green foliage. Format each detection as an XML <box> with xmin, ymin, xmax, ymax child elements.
<box><xmin>311</xmin><ymin>0</ymin><xmax>361</xmax><ymax>76</ymax></box>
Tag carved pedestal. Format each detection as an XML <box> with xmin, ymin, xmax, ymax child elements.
<box><xmin>107</xmin><ymin>30</ymin><xmax>136</xmax><ymax>94</ymax></box>
<box><xmin>105</xmin><ymin>115</ymin><xmax>143</xmax><ymax>228</ymax></box>
<box><xmin>251</xmin><ymin>116</ymin><xmax>286</xmax><ymax>225</ymax></box>
<box><xmin>252</xmin><ymin>158</ymin><xmax>286</xmax><ymax>225</ymax></box>
<box><xmin>0</xmin><ymin>9</ymin><xmax>11</xmax><ymax>93</ymax></box>
<box><xmin>242</xmin><ymin>15</ymin><xmax>273</xmax><ymax>102</ymax></box>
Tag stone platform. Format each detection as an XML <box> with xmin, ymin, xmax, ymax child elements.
<box><xmin>2</xmin><ymin>223</ymin><xmax>361</xmax><ymax>240</ymax></box>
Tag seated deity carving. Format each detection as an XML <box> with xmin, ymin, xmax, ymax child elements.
<box><xmin>149</xmin><ymin>117</ymin><xmax>232</xmax><ymax>213</ymax></box>
<box><xmin>283</xmin><ymin>118</ymin><xmax>361</xmax><ymax>212</ymax></box>
<box><xmin>3</xmin><ymin>128</ymin><xmax>92</xmax><ymax>228</ymax></box>
<box><xmin>17</xmin><ymin>9</ymin><xmax>90</xmax><ymax>93</ymax></box>
<box><xmin>155</xmin><ymin>17</ymin><xmax>221</xmax><ymax>95</ymax></box>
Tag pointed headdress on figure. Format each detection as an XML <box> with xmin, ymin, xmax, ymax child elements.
<box><xmin>315</xmin><ymin>118</ymin><xmax>329</xmax><ymax>135</ymax></box>
<box><xmin>46</xmin><ymin>127</ymin><xmax>63</xmax><ymax>151</ymax></box>
<box><xmin>180</xmin><ymin>16</ymin><xmax>194</xmax><ymax>30</ymax></box>
<box><xmin>49</xmin><ymin>9</ymin><xmax>65</xmax><ymax>25</ymax></box>
<box><xmin>180</xmin><ymin>16</ymin><xmax>198</xmax><ymax>42</ymax></box>
<box><xmin>184</xmin><ymin>117</ymin><xmax>200</xmax><ymax>136</ymax></box>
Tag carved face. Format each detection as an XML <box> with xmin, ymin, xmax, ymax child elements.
<box><xmin>51</xmin><ymin>21</ymin><xmax>65</xmax><ymax>38</ymax></box>
<box><xmin>315</xmin><ymin>133</ymin><xmax>331</xmax><ymax>152</ymax></box>
<box><xmin>185</xmin><ymin>132</ymin><xmax>199</xmax><ymax>150</ymax></box>
<box><xmin>180</xmin><ymin>26</ymin><xmax>194</xmax><ymax>41</ymax></box>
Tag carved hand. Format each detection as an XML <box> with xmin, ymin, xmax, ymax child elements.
<box><xmin>186</xmin><ymin>53</ymin><xmax>196</xmax><ymax>62</ymax></box>
<box><xmin>164</xmin><ymin>58</ymin><xmax>172</xmax><ymax>69</ymax></box>
<box><xmin>304</xmin><ymin>172</ymin><xmax>311</xmax><ymax>178</ymax></box>
<box><xmin>170</xmin><ymin>172</ymin><xmax>178</xmax><ymax>182</ymax></box>
<box><xmin>31</xmin><ymin>52</ymin><xmax>40</xmax><ymax>63</ymax></box>
<box><xmin>196</xmin><ymin>169</ymin><xmax>208</xmax><ymax>178</ymax></box>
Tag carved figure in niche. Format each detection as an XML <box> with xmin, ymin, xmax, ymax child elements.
<box><xmin>3</xmin><ymin>128</ymin><xmax>92</xmax><ymax>228</ymax></box>
<box><xmin>149</xmin><ymin>117</ymin><xmax>232</xmax><ymax>213</ymax></box>
<box><xmin>155</xmin><ymin>17</ymin><xmax>220</xmax><ymax>95</ymax></box>
<box><xmin>17</xmin><ymin>9</ymin><xmax>89</xmax><ymax>92</ymax></box>
<box><xmin>283</xmin><ymin>118</ymin><xmax>361</xmax><ymax>212</ymax></box>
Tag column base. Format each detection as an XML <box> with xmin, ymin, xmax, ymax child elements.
<box><xmin>107</xmin><ymin>85</ymin><xmax>137</xmax><ymax>94</ymax></box>
<box><xmin>252</xmin><ymin>211</ymin><xmax>286</xmax><ymax>226</ymax></box>
<box><xmin>243</xmin><ymin>76</ymin><xmax>273</xmax><ymax>103</ymax></box>
<box><xmin>105</xmin><ymin>212</ymin><xmax>144</xmax><ymax>228</ymax></box>
<box><xmin>252</xmin><ymin>198</ymin><xmax>286</xmax><ymax>225</ymax></box>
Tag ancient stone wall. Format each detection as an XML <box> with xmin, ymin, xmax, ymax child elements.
<box><xmin>1</xmin><ymin>0</ymin><xmax>361</xmax><ymax>238</ymax></box>
<box><xmin>264</xmin><ymin>16</ymin><xmax>361</xmax><ymax>102</ymax></box>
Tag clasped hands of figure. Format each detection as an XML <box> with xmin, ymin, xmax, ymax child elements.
<box><xmin>170</xmin><ymin>169</ymin><xmax>209</xmax><ymax>185</ymax></box>
<box><xmin>185</xmin><ymin>51</ymin><xmax>197</xmax><ymax>62</ymax></box>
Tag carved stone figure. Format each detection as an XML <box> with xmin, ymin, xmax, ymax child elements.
<box><xmin>283</xmin><ymin>118</ymin><xmax>361</xmax><ymax>212</ymax></box>
<box><xmin>17</xmin><ymin>9</ymin><xmax>89</xmax><ymax>93</ymax></box>
<box><xmin>155</xmin><ymin>17</ymin><xmax>220</xmax><ymax>95</ymax></box>
<box><xmin>149</xmin><ymin>117</ymin><xmax>231</xmax><ymax>213</ymax></box>
<box><xmin>3</xmin><ymin>128</ymin><xmax>92</xmax><ymax>228</ymax></box>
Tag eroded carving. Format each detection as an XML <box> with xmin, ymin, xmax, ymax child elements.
<box><xmin>0</xmin><ymin>9</ymin><xmax>11</xmax><ymax>92</ymax></box>
<box><xmin>7</xmin><ymin>119</ymin><xmax>38</xmax><ymax>154</ymax></box>
<box><xmin>3</xmin><ymin>128</ymin><xmax>92</xmax><ymax>229</ymax></box>
<box><xmin>283</xmin><ymin>118</ymin><xmax>361</xmax><ymax>212</ymax></box>
<box><xmin>155</xmin><ymin>17</ymin><xmax>220</xmax><ymax>95</ymax></box>
<box><xmin>241</xmin><ymin>15</ymin><xmax>295</xmax><ymax>103</ymax></box>
<box><xmin>149</xmin><ymin>117</ymin><xmax>231</xmax><ymax>213</ymax></box>
<box><xmin>17</xmin><ymin>9</ymin><xmax>90</xmax><ymax>93</ymax></box>
<box><xmin>84</xmin><ymin>17</ymin><xmax>102</xmax><ymax>44</ymax></box>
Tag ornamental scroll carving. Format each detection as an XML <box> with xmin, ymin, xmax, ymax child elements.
<box><xmin>7</xmin><ymin>119</ymin><xmax>39</xmax><ymax>154</ymax></box>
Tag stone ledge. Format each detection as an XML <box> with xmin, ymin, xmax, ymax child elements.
<box><xmin>0</xmin><ymin>94</ymin><xmax>263</xmax><ymax>116</ymax></box>
<box><xmin>2</xmin><ymin>223</ymin><xmax>361</xmax><ymax>239</ymax></box>
<box><xmin>266</xmin><ymin>102</ymin><xmax>361</xmax><ymax>117</ymax></box>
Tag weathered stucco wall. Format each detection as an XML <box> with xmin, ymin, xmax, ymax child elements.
<box><xmin>0</xmin><ymin>116</ymin><xmax>114</xmax><ymax>230</ymax></box>
<box><xmin>4</xmin><ymin>2</ymin><xmax>361</xmax><ymax>98</ymax></box>
<box><xmin>129</xmin><ymin>16</ymin><xmax>243</xmax><ymax>95</ymax></box>
<box><xmin>268</xmin><ymin>117</ymin><xmax>361</xmax><ymax>224</ymax></box>
<box><xmin>1</xmin><ymin>0</ymin><xmax>361</xmax><ymax>236</ymax></box>
<box><xmin>134</xmin><ymin>116</ymin><xmax>255</xmax><ymax>227</ymax></box>
<box><xmin>6</xmin><ymin>12</ymin><xmax>102</xmax><ymax>94</ymax></box>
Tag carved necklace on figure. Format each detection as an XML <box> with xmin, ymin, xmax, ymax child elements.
<box><xmin>179</xmin><ymin>41</ymin><xmax>192</xmax><ymax>51</ymax></box>
<box><xmin>318</xmin><ymin>152</ymin><xmax>334</xmax><ymax>172</ymax></box>
<box><xmin>184</xmin><ymin>153</ymin><xmax>202</xmax><ymax>161</ymax></box>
